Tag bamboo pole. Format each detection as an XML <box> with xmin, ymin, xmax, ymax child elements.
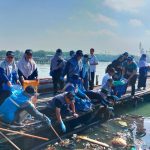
<box><xmin>50</xmin><ymin>125</ymin><xmax>63</xmax><ymax>142</ymax></box>
<box><xmin>77</xmin><ymin>135</ymin><xmax>109</xmax><ymax>148</ymax></box>
<box><xmin>0</xmin><ymin>127</ymin><xmax>49</xmax><ymax>141</ymax></box>
<box><xmin>0</xmin><ymin>131</ymin><xmax>21</xmax><ymax>150</ymax></box>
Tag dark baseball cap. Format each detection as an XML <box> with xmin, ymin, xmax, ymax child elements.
<box><xmin>25</xmin><ymin>49</ymin><xmax>33</xmax><ymax>55</ymax></box>
<box><xmin>56</xmin><ymin>48</ymin><xmax>62</xmax><ymax>53</ymax></box>
<box><xmin>76</xmin><ymin>50</ymin><xmax>83</xmax><ymax>57</ymax></box>
<box><xmin>123</xmin><ymin>52</ymin><xmax>128</xmax><ymax>56</ymax></box>
<box><xmin>127</xmin><ymin>56</ymin><xmax>133</xmax><ymax>61</ymax></box>
<box><xmin>6</xmin><ymin>51</ymin><xmax>14</xmax><ymax>57</ymax></box>
<box><xmin>25</xmin><ymin>86</ymin><xmax>38</xmax><ymax>96</ymax></box>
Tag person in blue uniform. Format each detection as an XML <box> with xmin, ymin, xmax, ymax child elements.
<box><xmin>0</xmin><ymin>67</ymin><xmax>12</xmax><ymax>105</ymax></box>
<box><xmin>48</xmin><ymin>85</ymin><xmax>78</xmax><ymax>132</ymax></box>
<box><xmin>0</xmin><ymin>51</ymin><xmax>19</xmax><ymax>84</ymax></box>
<box><xmin>138</xmin><ymin>54</ymin><xmax>149</xmax><ymax>90</ymax></box>
<box><xmin>62</xmin><ymin>50</ymin><xmax>83</xmax><ymax>82</ymax></box>
<box><xmin>122</xmin><ymin>56</ymin><xmax>137</xmax><ymax>96</ymax></box>
<box><xmin>0</xmin><ymin>86</ymin><xmax>51</xmax><ymax>126</ymax></box>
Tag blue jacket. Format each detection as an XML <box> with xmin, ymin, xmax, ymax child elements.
<box><xmin>0</xmin><ymin>68</ymin><xmax>9</xmax><ymax>91</ymax></box>
<box><xmin>0</xmin><ymin>88</ymin><xmax>29</xmax><ymax>123</ymax></box>
<box><xmin>63</xmin><ymin>56</ymin><xmax>82</xmax><ymax>81</ymax></box>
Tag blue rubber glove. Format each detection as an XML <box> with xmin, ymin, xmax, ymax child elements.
<box><xmin>45</xmin><ymin>116</ymin><xmax>51</xmax><ymax>126</ymax></box>
<box><xmin>60</xmin><ymin>121</ymin><xmax>66</xmax><ymax>132</ymax></box>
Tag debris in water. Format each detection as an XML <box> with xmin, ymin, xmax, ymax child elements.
<box><xmin>45</xmin><ymin>145</ymin><xmax>56</xmax><ymax>150</ymax></box>
<box><xmin>118</xmin><ymin>120</ymin><xmax>128</xmax><ymax>127</ymax></box>
<box><xmin>111</xmin><ymin>137</ymin><xmax>127</xmax><ymax>147</ymax></box>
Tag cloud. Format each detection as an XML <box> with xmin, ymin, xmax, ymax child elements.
<box><xmin>46</xmin><ymin>28</ymin><xmax>117</xmax><ymax>38</ymax></box>
<box><xmin>145</xmin><ymin>30</ymin><xmax>150</xmax><ymax>35</ymax></box>
<box><xmin>87</xmin><ymin>12</ymin><xmax>118</xmax><ymax>27</ymax></box>
<box><xmin>103</xmin><ymin>0</ymin><xmax>144</xmax><ymax>13</ymax></box>
<box><xmin>129</xmin><ymin>19</ymin><xmax>143</xmax><ymax>27</ymax></box>
<box><xmin>96</xmin><ymin>29</ymin><xmax>117</xmax><ymax>37</ymax></box>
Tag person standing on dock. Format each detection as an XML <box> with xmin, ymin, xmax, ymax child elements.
<box><xmin>122</xmin><ymin>56</ymin><xmax>137</xmax><ymax>97</ymax></box>
<box><xmin>89</xmin><ymin>48</ymin><xmax>98</xmax><ymax>90</ymax></box>
<box><xmin>138</xmin><ymin>54</ymin><xmax>149</xmax><ymax>90</ymax></box>
<box><xmin>62</xmin><ymin>50</ymin><xmax>83</xmax><ymax>82</ymax></box>
<box><xmin>82</xmin><ymin>54</ymin><xmax>90</xmax><ymax>90</ymax></box>
<box><xmin>0</xmin><ymin>51</ymin><xmax>19</xmax><ymax>85</ymax></box>
<box><xmin>17</xmin><ymin>49</ymin><xmax>38</xmax><ymax>84</ymax></box>
<box><xmin>50</xmin><ymin>49</ymin><xmax>65</xmax><ymax>95</ymax></box>
<box><xmin>69</xmin><ymin>50</ymin><xmax>75</xmax><ymax>58</ymax></box>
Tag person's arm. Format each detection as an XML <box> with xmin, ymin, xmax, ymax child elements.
<box><xmin>1</xmin><ymin>69</ymin><xmax>12</xmax><ymax>87</ymax></box>
<box><xmin>62</xmin><ymin>61</ymin><xmax>70</xmax><ymax>77</ymax></box>
<box><xmin>90</xmin><ymin>56</ymin><xmax>98</xmax><ymax>65</ymax></box>
<box><xmin>18</xmin><ymin>69</ymin><xmax>25</xmax><ymax>82</ymax></box>
<box><xmin>55</xmin><ymin>107</ymin><xmax>62</xmax><ymax>123</ymax></box>
<box><xmin>33</xmin><ymin>68</ymin><xmax>38</xmax><ymax>79</ymax></box>
<box><xmin>128</xmin><ymin>69</ymin><xmax>137</xmax><ymax>81</ymax></box>
<box><xmin>55</xmin><ymin>107</ymin><xmax>66</xmax><ymax>132</ymax></box>
<box><xmin>70</xmin><ymin>102</ymin><xmax>78</xmax><ymax>117</ymax></box>
<box><xmin>122</xmin><ymin>67</ymin><xmax>126</xmax><ymax>77</ymax></box>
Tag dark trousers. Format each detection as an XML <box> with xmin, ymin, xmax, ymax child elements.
<box><xmin>85</xmin><ymin>91</ymin><xmax>109</xmax><ymax>106</ymax></box>
<box><xmin>0</xmin><ymin>90</ymin><xmax>11</xmax><ymax>105</ymax></box>
<box><xmin>138</xmin><ymin>67</ymin><xmax>147</xmax><ymax>88</ymax></box>
<box><xmin>83</xmin><ymin>73</ymin><xmax>89</xmax><ymax>91</ymax></box>
<box><xmin>89</xmin><ymin>72</ymin><xmax>95</xmax><ymax>90</ymax></box>
<box><xmin>125</xmin><ymin>74</ymin><xmax>137</xmax><ymax>96</ymax></box>
<box><xmin>52</xmin><ymin>76</ymin><xmax>64</xmax><ymax>94</ymax></box>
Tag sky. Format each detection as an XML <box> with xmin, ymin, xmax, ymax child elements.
<box><xmin>0</xmin><ymin>0</ymin><xmax>150</xmax><ymax>55</ymax></box>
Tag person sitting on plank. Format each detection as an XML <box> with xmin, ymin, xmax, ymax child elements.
<box><xmin>17</xmin><ymin>49</ymin><xmax>38</xmax><ymax>84</ymax></box>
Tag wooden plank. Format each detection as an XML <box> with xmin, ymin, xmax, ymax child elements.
<box><xmin>76</xmin><ymin>135</ymin><xmax>109</xmax><ymax>148</ymax></box>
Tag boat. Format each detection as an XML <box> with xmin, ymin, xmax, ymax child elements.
<box><xmin>0</xmin><ymin>80</ymin><xmax>150</xmax><ymax>150</ymax></box>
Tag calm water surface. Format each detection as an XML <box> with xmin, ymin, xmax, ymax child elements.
<box><xmin>37</xmin><ymin>62</ymin><xmax>110</xmax><ymax>85</ymax></box>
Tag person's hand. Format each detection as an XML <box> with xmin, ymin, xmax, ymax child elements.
<box><xmin>73</xmin><ymin>113</ymin><xmax>79</xmax><ymax>118</ymax></box>
<box><xmin>7</xmin><ymin>81</ymin><xmax>12</xmax><ymax>87</ymax></box>
<box><xmin>16</xmin><ymin>80</ymin><xmax>21</xmax><ymax>85</ymax></box>
<box><xmin>60</xmin><ymin>121</ymin><xmax>66</xmax><ymax>132</ymax></box>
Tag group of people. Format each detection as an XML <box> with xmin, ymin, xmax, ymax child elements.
<box><xmin>50</xmin><ymin>48</ymin><xmax>98</xmax><ymax>94</ymax></box>
<box><xmin>0</xmin><ymin>50</ymin><xmax>52</xmax><ymax>128</ymax></box>
<box><xmin>0</xmin><ymin>48</ymin><xmax>149</xmax><ymax>133</ymax></box>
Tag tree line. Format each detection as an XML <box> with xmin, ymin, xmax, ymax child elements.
<box><xmin>0</xmin><ymin>50</ymin><xmax>140</xmax><ymax>63</ymax></box>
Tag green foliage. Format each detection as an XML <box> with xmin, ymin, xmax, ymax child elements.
<box><xmin>0</xmin><ymin>49</ymin><xmax>141</xmax><ymax>62</ymax></box>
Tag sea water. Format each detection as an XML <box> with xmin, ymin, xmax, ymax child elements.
<box><xmin>37</xmin><ymin>62</ymin><xmax>110</xmax><ymax>84</ymax></box>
